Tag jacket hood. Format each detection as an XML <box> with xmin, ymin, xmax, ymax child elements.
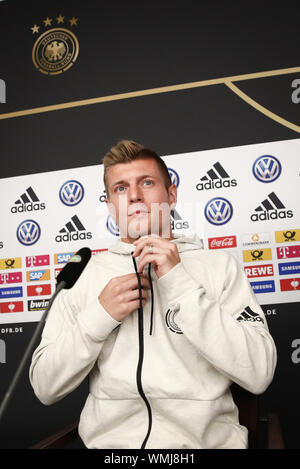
<box><xmin>108</xmin><ymin>233</ymin><xmax>204</xmax><ymax>256</ymax></box>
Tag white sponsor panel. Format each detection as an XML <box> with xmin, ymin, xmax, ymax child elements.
<box><xmin>0</xmin><ymin>138</ymin><xmax>300</xmax><ymax>324</ymax></box>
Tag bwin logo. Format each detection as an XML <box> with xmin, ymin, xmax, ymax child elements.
<box><xmin>252</xmin><ymin>155</ymin><xmax>281</xmax><ymax>183</ymax></box>
<box><xmin>251</xmin><ymin>192</ymin><xmax>293</xmax><ymax>222</ymax></box>
<box><xmin>16</xmin><ymin>220</ymin><xmax>41</xmax><ymax>246</ymax></box>
<box><xmin>168</xmin><ymin>168</ymin><xmax>180</xmax><ymax>188</ymax></box>
<box><xmin>59</xmin><ymin>180</ymin><xmax>84</xmax><ymax>206</ymax></box>
<box><xmin>106</xmin><ymin>216</ymin><xmax>120</xmax><ymax>237</ymax></box>
<box><xmin>0</xmin><ymin>79</ymin><xmax>6</xmax><ymax>103</ymax></box>
<box><xmin>204</xmin><ymin>197</ymin><xmax>233</xmax><ymax>226</ymax></box>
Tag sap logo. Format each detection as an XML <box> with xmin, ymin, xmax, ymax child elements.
<box><xmin>291</xmin><ymin>339</ymin><xmax>300</xmax><ymax>364</ymax></box>
<box><xmin>30</xmin><ymin>272</ymin><xmax>43</xmax><ymax>281</ymax></box>
<box><xmin>55</xmin><ymin>253</ymin><xmax>74</xmax><ymax>264</ymax></box>
<box><xmin>0</xmin><ymin>339</ymin><xmax>6</xmax><ymax>364</ymax></box>
<box><xmin>291</xmin><ymin>79</ymin><xmax>300</xmax><ymax>104</ymax></box>
<box><xmin>0</xmin><ymin>79</ymin><xmax>5</xmax><ymax>103</ymax></box>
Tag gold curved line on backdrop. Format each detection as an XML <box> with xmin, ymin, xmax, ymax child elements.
<box><xmin>225</xmin><ymin>81</ymin><xmax>300</xmax><ymax>133</ymax></box>
<box><xmin>0</xmin><ymin>65</ymin><xmax>300</xmax><ymax>132</ymax></box>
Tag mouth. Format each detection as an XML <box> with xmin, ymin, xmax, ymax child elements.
<box><xmin>129</xmin><ymin>210</ymin><xmax>149</xmax><ymax>217</ymax></box>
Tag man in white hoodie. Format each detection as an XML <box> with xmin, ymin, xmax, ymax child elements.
<box><xmin>30</xmin><ymin>140</ymin><xmax>277</xmax><ymax>449</ymax></box>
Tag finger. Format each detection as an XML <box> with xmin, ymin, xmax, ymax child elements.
<box><xmin>137</xmin><ymin>253</ymin><xmax>165</xmax><ymax>273</ymax></box>
<box><xmin>132</xmin><ymin>235</ymin><xmax>166</xmax><ymax>257</ymax></box>
<box><xmin>125</xmin><ymin>287</ymin><xmax>148</xmax><ymax>302</ymax></box>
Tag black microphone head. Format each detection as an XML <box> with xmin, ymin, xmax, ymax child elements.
<box><xmin>56</xmin><ymin>247</ymin><xmax>91</xmax><ymax>289</ymax></box>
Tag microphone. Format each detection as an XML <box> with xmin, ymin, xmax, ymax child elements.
<box><xmin>57</xmin><ymin>247</ymin><xmax>91</xmax><ymax>289</ymax></box>
<box><xmin>0</xmin><ymin>247</ymin><xmax>91</xmax><ymax>424</ymax></box>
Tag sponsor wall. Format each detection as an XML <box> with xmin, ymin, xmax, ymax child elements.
<box><xmin>1</xmin><ymin>138</ymin><xmax>299</xmax><ymax>326</ymax></box>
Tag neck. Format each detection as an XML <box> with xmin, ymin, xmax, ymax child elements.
<box><xmin>121</xmin><ymin>229</ymin><xmax>174</xmax><ymax>244</ymax></box>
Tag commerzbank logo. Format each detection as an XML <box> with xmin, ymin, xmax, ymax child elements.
<box><xmin>252</xmin><ymin>155</ymin><xmax>282</xmax><ymax>183</ymax></box>
<box><xmin>16</xmin><ymin>220</ymin><xmax>41</xmax><ymax>246</ymax></box>
<box><xmin>204</xmin><ymin>197</ymin><xmax>233</xmax><ymax>226</ymax></box>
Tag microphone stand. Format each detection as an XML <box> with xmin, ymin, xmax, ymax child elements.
<box><xmin>0</xmin><ymin>280</ymin><xmax>66</xmax><ymax>424</ymax></box>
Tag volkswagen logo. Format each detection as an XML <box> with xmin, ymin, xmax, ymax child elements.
<box><xmin>204</xmin><ymin>197</ymin><xmax>233</xmax><ymax>225</ymax></box>
<box><xmin>168</xmin><ymin>168</ymin><xmax>180</xmax><ymax>187</ymax></box>
<box><xmin>106</xmin><ymin>216</ymin><xmax>120</xmax><ymax>237</ymax></box>
<box><xmin>17</xmin><ymin>220</ymin><xmax>41</xmax><ymax>246</ymax></box>
<box><xmin>59</xmin><ymin>180</ymin><xmax>84</xmax><ymax>206</ymax></box>
<box><xmin>252</xmin><ymin>155</ymin><xmax>281</xmax><ymax>183</ymax></box>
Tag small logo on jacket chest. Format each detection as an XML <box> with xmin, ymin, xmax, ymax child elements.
<box><xmin>165</xmin><ymin>308</ymin><xmax>183</xmax><ymax>334</ymax></box>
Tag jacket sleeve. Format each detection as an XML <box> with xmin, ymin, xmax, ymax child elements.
<box><xmin>157</xmin><ymin>252</ymin><xmax>277</xmax><ymax>395</ymax></box>
<box><xmin>29</xmin><ymin>267</ymin><xmax>121</xmax><ymax>405</ymax></box>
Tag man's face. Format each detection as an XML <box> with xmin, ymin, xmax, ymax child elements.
<box><xmin>105</xmin><ymin>158</ymin><xmax>177</xmax><ymax>242</ymax></box>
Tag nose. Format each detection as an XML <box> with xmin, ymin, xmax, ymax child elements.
<box><xmin>129</xmin><ymin>183</ymin><xmax>143</xmax><ymax>202</ymax></box>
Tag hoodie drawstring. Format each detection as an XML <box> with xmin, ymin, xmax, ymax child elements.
<box><xmin>131</xmin><ymin>254</ymin><xmax>153</xmax><ymax>449</ymax></box>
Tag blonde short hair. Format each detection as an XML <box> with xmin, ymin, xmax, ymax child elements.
<box><xmin>103</xmin><ymin>140</ymin><xmax>172</xmax><ymax>197</ymax></box>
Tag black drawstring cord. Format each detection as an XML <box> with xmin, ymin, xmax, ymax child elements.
<box><xmin>131</xmin><ymin>254</ymin><xmax>153</xmax><ymax>449</ymax></box>
<box><xmin>148</xmin><ymin>263</ymin><xmax>154</xmax><ymax>336</ymax></box>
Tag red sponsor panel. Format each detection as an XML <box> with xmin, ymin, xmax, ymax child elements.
<box><xmin>277</xmin><ymin>245</ymin><xmax>300</xmax><ymax>259</ymax></box>
<box><xmin>244</xmin><ymin>264</ymin><xmax>274</xmax><ymax>278</ymax></box>
<box><xmin>0</xmin><ymin>301</ymin><xmax>23</xmax><ymax>313</ymax></box>
<box><xmin>27</xmin><ymin>284</ymin><xmax>51</xmax><ymax>297</ymax></box>
<box><xmin>208</xmin><ymin>236</ymin><xmax>237</xmax><ymax>249</ymax></box>
<box><xmin>92</xmin><ymin>249</ymin><xmax>108</xmax><ymax>255</ymax></box>
<box><xmin>54</xmin><ymin>268</ymin><xmax>62</xmax><ymax>279</ymax></box>
<box><xmin>280</xmin><ymin>278</ymin><xmax>300</xmax><ymax>291</ymax></box>
<box><xmin>0</xmin><ymin>272</ymin><xmax>23</xmax><ymax>284</ymax></box>
<box><xmin>26</xmin><ymin>254</ymin><xmax>50</xmax><ymax>267</ymax></box>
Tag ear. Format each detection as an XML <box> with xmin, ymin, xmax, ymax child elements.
<box><xmin>168</xmin><ymin>184</ymin><xmax>177</xmax><ymax>209</ymax></box>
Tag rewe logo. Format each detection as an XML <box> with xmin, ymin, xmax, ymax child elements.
<box><xmin>251</xmin><ymin>192</ymin><xmax>293</xmax><ymax>222</ymax></box>
<box><xmin>11</xmin><ymin>187</ymin><xmax>45</xmax><ymax>213</ymax></box>
<box><xmin>55</xmin><ymin>215</ymin><xmax>92</xmax><ymax>242</ymax></box>
<box><xmin>196</xmin><ymin>162</ymin><xmax>237</xmax><ymax>191</ymax></box>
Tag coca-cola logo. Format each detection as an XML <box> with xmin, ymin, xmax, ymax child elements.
<box><xmin>208</xmin><ymin>236</ymin><xmax>237</xmax><ymax>249</ymax></box>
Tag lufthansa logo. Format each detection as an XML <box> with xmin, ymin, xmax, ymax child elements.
<box><xmin>16</xmin><ymin>220</ymin><xmax>41</xmax><ymax>246</ymax></box>
<box><xmin>252</xmin><ymin>155</ymin><xmax>282</xmax><ymax>183</ymax></box>
<box><xmin>59</xmin><ymin>180</ymin><xmax>84</xmax><ymax>206</ymax></box>
<box><xmin>204</xmin><ymin>197</ymin><xmax>233</xmax><ymax>226</ymax></box>
<box><xmin>32</xmin><ymin>27</ymin><xmax>79</xmax><ymax>75</ymax></box>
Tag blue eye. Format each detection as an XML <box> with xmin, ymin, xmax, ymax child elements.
<box><xmin>116</xmin><ymin>186</ymin><xmax>125</xmax><ymax>192</ymax></box>
<box><xmin>144</xmin><ymin>180</ymin><xmax>153</xmax><ymax>186</ymax></box>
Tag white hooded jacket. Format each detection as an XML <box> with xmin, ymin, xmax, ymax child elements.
<box><xmin>29</xmin><ymin>234</ymin><xmax>277</xmax><ymax>449</ymax></box>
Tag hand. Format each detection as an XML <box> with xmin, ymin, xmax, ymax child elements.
<box><xmin>133</xmin><ymin>235</ymin><xmax>181</xmax><ymax>278</ymax></box>
<box><xmin>98</xmin><ymin>273</ymin><xmax>150</xmax><ymax>322</ymax></box>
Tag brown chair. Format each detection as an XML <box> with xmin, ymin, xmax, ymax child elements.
<box><xmin>30</xmin><ymin>384</ymin><xmax>285</xmax><ymax>449</ymax></box>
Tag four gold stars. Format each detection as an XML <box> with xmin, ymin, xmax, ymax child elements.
<box><xmin>30</xmin><ymin>14</ymin><xmax>79</xmax><ymax>33</ymax></box>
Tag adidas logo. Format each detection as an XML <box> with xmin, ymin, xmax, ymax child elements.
<box><xmin>196</xmin><ymin>162</ymin><xmax>237</xmax><ymax>191</ymax></box>
<box><xmin>11</xmin><ymin>187</ymin><xmax>45</xmax><ymax>213</ymax></box>
<box><xmin>236</xmin><ymin>306</ymin><xmax>264</xmax><ymax>323</ymax></box>
<box><xmin>250</xmin><ymin>192</ymin><xmax>293</xmax><ymax>222</ymax></box>
<box><xmin>171</xmin><ymin>209</ymin><xmax>189</xmax><ymax>230</ymax></box>
<box><xmin>55</xmin><ymin>215</ymin><xmax>92</xmax><ymax>242</ymax></box>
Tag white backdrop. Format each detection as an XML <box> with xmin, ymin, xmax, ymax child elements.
<box><xmin>0</xmin><ymin>137</ymin><xmax>299</xmax><ymax>324</ymax></box>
